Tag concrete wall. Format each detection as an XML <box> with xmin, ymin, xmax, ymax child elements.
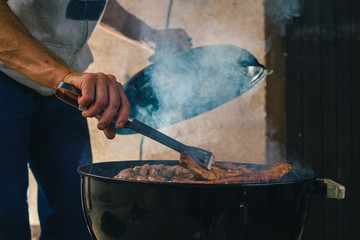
<box><xmin>29</xmin><ymin>0</ymin><xmax>267</xmax><ymax>232</ymax></box>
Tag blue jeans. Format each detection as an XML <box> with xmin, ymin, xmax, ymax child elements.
<box><xmin>0</xmin><ymin>72</ymin><xmax>92</xmax><ymax>240</ymax></box>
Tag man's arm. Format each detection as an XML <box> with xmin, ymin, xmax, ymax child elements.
<box><xmin>0</xmin><ymin>0</ymin><xmax>130</xmax><ymax>139</ymax></box>
<box><xmin>100</xmin><ymin>0</ymin><xmax>192</xmax><ymax>51</ymax></box>
<box><xmin>0</xmin><ymin>0</ymin><xmax>73</xmax><ymax>89</ymax></box>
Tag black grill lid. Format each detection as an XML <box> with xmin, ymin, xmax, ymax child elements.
<box><xmin>117</xmin><ymin>44</ymin><xmax>269</xmax><ymax>135</ymax></box>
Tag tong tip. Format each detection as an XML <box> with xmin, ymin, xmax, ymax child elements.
<box><xmin>205</xmin><ymin>153</ymin><xmax>215</xmax><ymax>170</ymax></box>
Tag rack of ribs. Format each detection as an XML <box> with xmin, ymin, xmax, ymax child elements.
<box><xmin>114</xmin><ymin>151</ymin><xmax>292</xmax><ymax>184</ymax></box>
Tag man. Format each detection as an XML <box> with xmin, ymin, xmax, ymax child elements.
<box><xmin>0</xmin><ymin>0</ymin><xmax>192</xmax><ymax>239</ymax></box>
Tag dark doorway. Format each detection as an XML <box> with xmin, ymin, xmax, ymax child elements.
<box><xmin>266</xmin><ymin>0</ymin><xmax>360</xmax><ymax>239</ymax></box>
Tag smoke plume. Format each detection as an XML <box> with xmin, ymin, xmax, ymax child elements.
<box><xmin>264</xmin><ymin>0</ymin><xmax>304</xmax><ymax>52</ymax></box>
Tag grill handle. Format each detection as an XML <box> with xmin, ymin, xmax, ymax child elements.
<box><xmin>312</xmin><ymin>178</ymin><xmax>345</xmax><ymax>199</ymax></box>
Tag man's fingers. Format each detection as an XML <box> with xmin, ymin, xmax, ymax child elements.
<box><xmin>97</xmin><ymin>74</ymin><xmax>121</xmax><ymax>130</ymax></box>
<box><xmin>81</xmin><ymin>73</ymin><xmax>108</xmax><ymax>119</ymax></box>
<box><xmin>154</xmin><ymin>28</ymin><xmax>192</xmax><ymax>51</ymax></box>
<box><xmin>103</xmin><ymin>125</ymin><xmax>116</xmax><ymax>139</ymax></box>
<box><xmin>115</xmin><ymin>82</ymin><xmax>130</xmax><ymax>129</ymax></box>
<box><xmin>74</xmin><ymin>73</ymin><xmax>96</xmax><ymax>108</ymax></box>
<box><xmin>176</xmin><ymin>29</ymin><xmax>192</xmax><ymax>49</ymax></box>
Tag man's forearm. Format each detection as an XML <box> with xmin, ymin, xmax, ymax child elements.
<box><xmin>0</xmin><ymin>0</ymin><xmax>73</xmax><ymax>89</ymax></box>
<box><xmin>100</xmin><ymin>0</ymin><xmax>155</xmax><ymax>43</ymax></box>
<box><xmin>100</xmin><ymin>0</ymin><xmax>192</xmax><ymax>52</ymax></box>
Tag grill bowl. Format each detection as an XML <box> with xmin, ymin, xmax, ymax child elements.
<box><xmin>79</xmin><ymin>160</ymin><xmax>314</xmax><ymax>240</ymax></box>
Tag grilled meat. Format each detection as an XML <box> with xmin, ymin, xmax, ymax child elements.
<box><xmin>114</xmin><ymin>151</ymin><xmax>292</xmax><ymax>183</ymax></box>
<box><xmin>114</xmin><ymin>163</ymin><xmax>196</xmax><ymax>182</ymax></box>
<box><xmin>179</xmin><ymin>151</ymin><xmax>292</xmax><ymax>183</ymax></box>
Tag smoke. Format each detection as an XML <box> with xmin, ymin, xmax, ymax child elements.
<box><xmin>264</xmin><ymin>0</ymin><xmax>304</xmax><ymax>51</ymax></box>
<box><xmin>113</xmin><ymin>1</ymin><xmax>306</xmax><ymax>163</ymax></box>
<box><xmin>124</xmin><ymin>44</ymin><xmax>267</xmax><ymax>133</ymax></box>
<box><xmin>265</xmin><ymin>0</ymin><xmax>304</xmax><ymax>36</ymax></box>
<box><xmin>263</xmin><ymin>0</ymin><xmax>305</xmax><ymax>164</ymax></box>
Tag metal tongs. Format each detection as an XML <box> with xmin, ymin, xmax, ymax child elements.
<box><xmin>55</xmin><ymin>82</ymin><xmax>215</xmax><ymax>169</ymax></box>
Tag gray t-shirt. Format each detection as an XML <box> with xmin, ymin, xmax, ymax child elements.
<box><xmin>1</xmin><ymin>0</ymin><xmax>107</xmax><ymax>95</ymax></box>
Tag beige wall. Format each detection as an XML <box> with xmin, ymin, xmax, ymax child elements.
<box><xmin>88</xmin><ymin>0</ymin><xmax>267</xmax><ymax>163</ymax></box>
<box><xmin>29</xmin><ymin>0</ymin><xmax>267</xmax><ymax>229</ymax></box>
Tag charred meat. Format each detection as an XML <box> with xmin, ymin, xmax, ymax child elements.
<box><xmin>114</xmin><ymin>151</ymin><xmax>292</xmax><ymax>183</ymax></box>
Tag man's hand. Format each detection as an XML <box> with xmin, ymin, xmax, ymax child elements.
<box><xmin>63</xmin><ymin>72</ymin><xmax>130</xmax><ymax>139</ymax></box>
<box><xmin>152</xmin><ymin>28</ymin><xmax>192</xmax><ymax>51</ymax></box>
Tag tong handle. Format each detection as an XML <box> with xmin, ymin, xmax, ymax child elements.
<box><xmin>55</xmin><ymin>82</ymin><xmax>86</xmax><ymax>110</ymax></box>
<box><xmin>126</xmin><ymin>117</ymin><xmax>186</xmax><ymax>153</ymax></box>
